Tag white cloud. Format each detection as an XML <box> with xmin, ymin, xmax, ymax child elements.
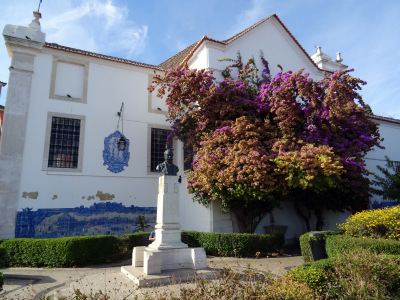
<box><xmin>44</xmin><ymin>0</ymin><xmax>148</xmax><ymax>58</ymax></box>
<box><xmin>228</xmin><ymin>0</ymin><xmax>272</xmax><ymax>37</ymax></box>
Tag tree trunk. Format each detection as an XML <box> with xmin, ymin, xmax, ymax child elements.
<box><xmin>232</xmin><ymin>208</ymin><xmax>268</xmax><ymax>233</ymax></box>
<box><xmin>294</xmin><ymin>200</ymin><xmax>311</xmax><ymax>232</ymax></box>
<box><xmin>314</xmin><ymin>208</ymin><xmax>324</xmax><ymax>231</ymax></box>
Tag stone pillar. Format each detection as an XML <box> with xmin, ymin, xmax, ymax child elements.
<box><xmin>0</xmin><ymin>12</ymin><xmax>45</xmax><ymax>239</ymax></box>
<box><xmin>129</xmin><ymin>175</ymin><xmax>207</xmax><ymax>276</ymax></box>
<box><xmin>148</xmin><ymin>175</ymin><xmax>187</xmax><ymax>250</ymax></box>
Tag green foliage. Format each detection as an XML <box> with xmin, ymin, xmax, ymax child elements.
<box><xmin>327</xmin><ymin>248</ymin><xmax>400</xmax><ymax>299</ymax></box>
<box><xmin>135</xmin><ymin>214</ymin><xmax>150</xmax><ymax>232</ymax></box>
<box><xmin>293</xmin><ymin>248</ymin><xmax>400</xmax><ymax>299</ymax></box>
<box><xmin>371</xmin><ymin>156</ymin><xmax>400</xmax><ymax>201</ymax></box>
<box><xmin>182</xmin><ymin>231</ymin><xmax>284</xmax><ymax>257</ymax></box>
<box><xmin>325</xmin><ymin>234</ymin><xmax>400</xmax><ymax>258</ymax></box>
<box><xmin>119</xmin><ymin>231</ymin><xmax>151</xmax><ymax>258</ymax></box>
<box><xmin>0</xmin><ymin>247</ymin><xmax>8</xmax><ymax>268</ymax></box>
<box><xmin>299</xmin><ymin>230</ymin><xmax>343</xmax><ymax>263</ymax></box>
<box><xmin>0</xmin><ymin>272</ymin><xmax>3</xmax><ymax>292</ymax></box>
<box><xmin>0</xmin><ymin>236</ymin><xmax>121</xmax><ymax>267</ymax></box>
<box><xmin>338</xmin><ymin>205</ymin><xmax>400</xmax><ymax>240</ymax></box>
<box><xmin>288</xmin><ymin>265</ymin><xmax>328</xmax><ymax>293</ymax></box>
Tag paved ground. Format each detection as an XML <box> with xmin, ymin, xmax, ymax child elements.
<box><xmin>0</xmin><ymin>252</ymin><xmax>304</xmax><ymax>299</ymax></box>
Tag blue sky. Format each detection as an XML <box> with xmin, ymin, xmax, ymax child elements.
<box><xmin>1</xmin><ymin>0</ymin><xmax>399</xmax><ymax>119</ymax></box>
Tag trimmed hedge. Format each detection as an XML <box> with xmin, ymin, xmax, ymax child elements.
<box><xmin>120</xmin><ymin>231</ymin><xmax>151</xmax><ymax>258</ymax></box>
<box><xmin>182</xmin><ymin>231</ymin><xmax>284</xmax><ymax>257</ymax></box>
<box><xmin>0</xmin><ymin>231</ymin><xmax>284</xmax><ymax>267</ymax></box>
<box><xmin>0</xmin><ymin>236</ymin><xmax>121</xmax><ymax>267</ymax></box>
<box><xmin>300</xmin><ymin>230</ymin><xmax>400</xmax><ymax>262</ymax></box>
<box><xmin>0</xmin><ymin>247</ymin><xmax>8</xmax><ymax>268</ymax></box>
<box><xmin>326</xmin><ymin>234</ymin><xmax>400</xmax><ymax>257</ymax></box>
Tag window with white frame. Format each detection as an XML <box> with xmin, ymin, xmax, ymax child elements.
<box><xmin>43</xmin><ymin>112</ymin><xmax>85</xmax><ymax>172</ymax></box>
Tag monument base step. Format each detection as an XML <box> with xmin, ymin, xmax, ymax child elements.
<box><xmin>121</xmin><ymin>265</ymin><xmax>220</xmax><ymax>287</ymax></box>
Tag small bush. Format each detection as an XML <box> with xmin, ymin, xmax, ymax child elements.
<box><xmin>338</xmin><ymin>205</ymin><xmax>400</xmax><ymax>240</ymax></box>
<box><xmin>182</xmin><ymin>231</ymin><xmax>284</xmax><ymax>257</ymax></box>
<box><xmin>288</xmin><ymin>264</ymin><xmax>328</xmax><ymax>294</ymax></box>
<box><xmin>0</xmin><ymin>247</ymin><xmax>8</xmax><ymax>268</ymax></box>
<box><xmin>0</xmin><ymin>236</ymin><xmax>121</xmax><ymax>267</ymax></box>
<box><xmin>0</xmin><ymin>272</ymin><xmax>3</xmax><ymax>292</ymax></box>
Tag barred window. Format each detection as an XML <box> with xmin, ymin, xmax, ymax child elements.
<box><xmin>48</xmin><ymin>117</ymin><xmax>81</xmax><ymax>168</ymax></box>
<box><xmin>150</xmin><ymin>128</ymin><xmax>171</xmax><ymax>172</ymax></box>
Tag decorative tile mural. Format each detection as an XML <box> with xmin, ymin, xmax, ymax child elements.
<box><xmin>371</xmin><ymin>201</ymin><xmax>399</xmax><ymax>210</ymax></box>
<box><xmin>15</xmin><ymin>202</ymin><xmax>156</xmax><ymax>238</ymax></box>
<box><xmin>103</xmin><ymin>130</ymin><xmax>130</xmax><ymax>173</ymax></box>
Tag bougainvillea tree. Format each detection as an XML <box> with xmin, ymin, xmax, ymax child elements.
<box><xmin>148</xmin><ymin>53</ymin><xmax>382</xmax><ymax>232</ymax></box>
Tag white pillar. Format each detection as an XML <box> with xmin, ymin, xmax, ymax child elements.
<box><xmin>148</xmin><ymin>175</ymin><xmax>187</xmax><ymax>249</ymax></box>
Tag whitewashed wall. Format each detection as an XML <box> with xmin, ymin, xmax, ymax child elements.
<box><xmin>365</xmin><ymin>119</ymin><xmax>400</xmax><ymax>205</ymax></box>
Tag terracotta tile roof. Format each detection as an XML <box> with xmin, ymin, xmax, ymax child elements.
<box><xmin>44</xmin><ymin>43</ymin><xmax>163</xmax><ymax>71</ymax></box>
<box><xmin>158</xmin><ymin>40</ymin><xmax>199</xmax><ymax>70</ymax></box>
<box><xmin>159</xmin><ymin>14</ymin><xmax>321</xmax><ymax>71</ymax></box>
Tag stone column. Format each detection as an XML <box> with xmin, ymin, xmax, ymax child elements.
<box><xmin>0</xmin><ymin>12</ymin><xmax>45</xmax><ymax>238</ymax></box>
<box><xmin>147</xmin><ymin>175</ymin><xmax>187</xmax><ymax>250</ymax></box>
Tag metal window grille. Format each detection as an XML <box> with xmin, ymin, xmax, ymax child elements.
<box><xmin>48</xmin><ymin>117</ymin><xmax>80</xmax><ymax>168</ymax></box>
<box><xmin>151</xmin><ymin>128</ymin><xmax>171</xmax><ymax>172</ymax></box>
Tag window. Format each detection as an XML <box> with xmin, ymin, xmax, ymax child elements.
<box><xmin>150</xmin><ymin>128</ymin><xmax>172</xmax><ymax>172</ymax></box>
<box><xmin>43</xmin><ymin>112</ymin><xmax>85</xmax><ymax>172</ymax></box>
<box><xmin>49</xmin><ymin>57</ymin><xmax>89</xmax><ymax>103</ymax></box>
<box><xmin>48</xmin><ymin>117</ymin><xmax>80</xmax><ymax>168</ymax></box>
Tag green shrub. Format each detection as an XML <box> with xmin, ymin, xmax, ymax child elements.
<box><xmin>182</xmin><ymin>231</ymin><xmax>284</xmax><ymax>257</ymax></box>
<box><xmin>299</xmin><ymin>230</ymin><xmax>343</xmax><ymax>262</ymax></box>
<box><xmin>326</xmin><ymin>235</ymin><xmax>400</xmax><ymax>258</ymax></box>
<box><xmin>0</xmin><ymin>272</ymin><xmax>3</xmax><ymax>292</ymax></box>
<box><xmin>120</xmin><ymin>231</ymin><xmax>151</xmax><ymax>258</ymax></box>
<box><xmin>327</xmin><ymin>248</ymin><xmax>400</xmax><ymax>299</ymax></box>
<box><xmin>338</xmin><ymin>205</ymin><xmax>400</xmax><ymax>240</ymax></box>
<box><xmin>290</xmin><ymin>248</ymin><xmax>400</xmax><ymax>299</ymax></box>
<box><xmin>288</xmin><ymin>264</ymin><xmax>328</xmax><ymax>294</ymax></box>
<box><xmin>0</xmin><ymin>236</ymin><xmax>121</xmax><ymax>267</ymax></box>
<box><xmin>0</xmin><ymin>247</ymin><xmax>8</xmax><ymax>268</ymax></box>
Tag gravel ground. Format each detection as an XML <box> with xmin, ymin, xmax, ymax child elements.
<box><xmin>0</xmin><ymin>252</ymin><xmax>303</xmax><ymax>299</ymax></box>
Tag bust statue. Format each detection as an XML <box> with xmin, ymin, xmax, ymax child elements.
<box><xmin>156</xmin><ymin>146</ymin><xmax>179</xmax><ymax>176</ymax></box>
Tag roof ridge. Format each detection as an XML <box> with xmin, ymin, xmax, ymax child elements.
<box><xmin>159</xmin><ymin>14</ymin><xmax>324</xmax><ymax>71</ymax></box>
<box><xmin>157</xmin><ymin>40</ymin><xmax>199</xmax><ymax>69</ymax></box>
<box><xmin>223</xmin><ymin>14</ymin><xmax>275</xmax><ymax>44</ymax></box>
<box><xmin>44</xmin><ymin>43</ymin><xmax>163</xmax><ymax>71</ymax></box>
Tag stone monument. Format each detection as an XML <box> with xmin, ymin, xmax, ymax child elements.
<box><xmin>122</xmin><ymin>147</ymin><xmax>208</xmax><ymax>285</ymax></box>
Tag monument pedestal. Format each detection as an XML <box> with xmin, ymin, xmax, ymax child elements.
<box><xmin>122</xmin><ymin>175</ymin><xmax>207</xmax><ymax>281</ymax></box>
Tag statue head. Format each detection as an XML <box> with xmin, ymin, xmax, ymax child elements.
<box><xmin>164</xmin><ymin>147</ymin><xmax>173</xmax><ymax>164</ymax></box>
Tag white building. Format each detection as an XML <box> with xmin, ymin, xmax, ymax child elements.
<box><xmin>0</xmin><ymin>12</ymin><xmax>398</xmax><ymax>241</ymax></box>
